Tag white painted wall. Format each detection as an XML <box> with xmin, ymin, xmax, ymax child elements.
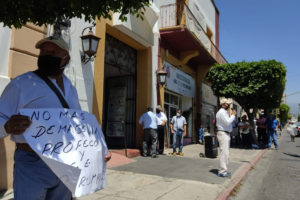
<box><xmin>0</xmin><ymin>24</ymin><xmax>12</xmax><ymax>93</ymax></box>
<box><xmin>63</xmin><ymin>18</ymin><xmax>95</xmax><ymax>113</ymax></box>
<box><xmin>189</xmin><ymin>0</ymin><xmax>216</xmax><ymax>44</ymax></box>
<box><xmin>113</xmin><ymin>3</ymin><xmax>159</xmax><ymax>47</ymax></box>
<box><xmin>154</xmin><ymin>0</ymin><xmax>176</xmax><ymax>7</ymax></box>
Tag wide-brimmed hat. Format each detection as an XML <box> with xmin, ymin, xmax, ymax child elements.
<box><xmin>35</xmin><ymin>36</ymin><xmax>69</xmax><ymax>54</ymax></box>
<box><xmin>220</xmin><ymin>98</ymin><xmax>231</xmax><ymax>105</ymax></box>
<box><xmin>156</xmin><ymin>105</ymin><xmax>162</xmax><ymax>111</ymax></box>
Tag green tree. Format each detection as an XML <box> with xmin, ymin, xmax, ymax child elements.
<box><xmin>279</xmin><ymin>104</ymin><xmax>290</xmax><ymax>125</ymax></box>
<box><xmin>0</xmin><ymin>0</ymin><xmax>150</xmax><ymax>28</ymax></box>
<box><xmin>207</xmin><ymin>60</ymin><xmax>286</xmax><ymax>121</ymax></box>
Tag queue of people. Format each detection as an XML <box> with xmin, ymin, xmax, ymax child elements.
<box><xmin>139</xmin><ymin>107</ymin><xmax>189</xmax><ymax>157</ymax></box>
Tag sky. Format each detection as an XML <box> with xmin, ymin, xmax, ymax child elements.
<box><xmin>214</xmin><ymin>0</ymin><xmax>300</xmax><ymax>115</ymax></box>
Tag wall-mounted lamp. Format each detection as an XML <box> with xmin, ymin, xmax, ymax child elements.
<box><xmin>157</xmin><ymin>69</ymin><xmax>168</xmax><ymax>86</ymax></box>
<box><xmin>81</xmin><ymin>23</ymin><xmax>100</xmax><ymax>63</ymax></box>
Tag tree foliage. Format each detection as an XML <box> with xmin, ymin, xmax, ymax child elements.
<box><xmin>279</xmin><ymin>104</ymin><xmax>290</xmax><ymax>125</ymax></box>
<box><xmin>0</xmin><ymin>0</ymin><xmax>150</xmax><ymax>28</ymax></box>
<box><xmin>207</xmin><ymin>60</ymin><xmax>286</xmax><ymax>116</ymax></box>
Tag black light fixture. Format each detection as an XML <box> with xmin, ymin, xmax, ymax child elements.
<box><xmin>81</xmin><ymin>23</ymin><xmax>100</xmax><ymax>63</ymax></box>
<box><xmin>157</xmin><ymin>69</ymin><xmax>168</xmax><ymax>86</ymax></box>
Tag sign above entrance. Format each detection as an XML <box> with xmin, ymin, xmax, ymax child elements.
<box><xmin>164</xmin><ymin>62</ymin><xmax>195</xmax><ymax>98</ymax></box>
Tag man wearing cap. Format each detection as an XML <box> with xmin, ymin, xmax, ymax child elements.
<box><xmin>155</xmin><ymin>105</ymin><xmax>168</xmax><ymax>154</ymax></box>
<box><xmin>0</xmin><ymin>36</ymin><xmax>111</xmax><ymax>200</ymax></box>
<box><xmin>216</xmin><ymin>98</ymin><xmax>236</xmax><ymax>177</ymax></box>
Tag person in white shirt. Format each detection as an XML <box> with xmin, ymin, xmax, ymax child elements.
<box><xmin>238</xmin><ymin>115</ymin><xmax>252</xmax><ymax>148</ymax></box>
<box><xmin>216</xmin><ymin>98</ymin><xmax>236</xmax><ymax>177</ymax></box>
<box><xmin>155</xmin><ymin>105</ymin><xmax>167</xmax><ymax>154</ymax></box>
<box><xmin>0</xmin><ymin>36</ymin><xmax>111</xmax><ymax>200</ymax></box>
<box><xmin>139</xmin><ymin>107</ymin><xmax>158</xmax><ymax>158</ymax></box>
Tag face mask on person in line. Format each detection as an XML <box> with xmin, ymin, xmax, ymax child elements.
<box><xmin>37</xmin><ymin>55</ymin><xmax>66</xmax><ymax>76</ymax></box>
<box><xmin>156</xmin><ymin>109</ymin><xmax>160</xmax><ymax>114</ymax></box>
<box><xmin>176</xmin><ymin>113</ymin><xmax>181</xmax><ymax>117</ymax></box>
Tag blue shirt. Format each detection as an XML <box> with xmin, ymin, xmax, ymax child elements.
<box><xmin>267</xmin><ymin>117</ymin><xmax>278</xmax><ymax>132</ymax></box>
<box><xmin>139</xmin><ymin>111</ymin><xmax>158</xmax><ymax>129</ymax></box>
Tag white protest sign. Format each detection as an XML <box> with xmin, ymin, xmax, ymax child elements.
<box><xmin>20</xmin><ymin>108</ymin><xmax>108</xmax><ymax>197</ymax></box>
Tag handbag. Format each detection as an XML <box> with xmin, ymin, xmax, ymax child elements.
<box><xmin>176</xmin><ymin>128</ymin><xmax>184</xmax><ymax>137</ymax></box>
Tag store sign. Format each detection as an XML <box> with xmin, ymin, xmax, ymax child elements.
<box><xmin>164</xmin><ymin>62</ymin><xmax>195</xmax><ymax>97</ymax></box>
<box><xmin>20</xmin><ymin>108</ymin><xmax>108</xmax><ymax>197</ymax></box>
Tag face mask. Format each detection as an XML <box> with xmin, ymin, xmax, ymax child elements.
<box><xmin>156</xmin><ymin>110</ymin><xmax>160</xmax><ymax>114</ymax></box>
<box><xmin>37</xmin><ymin>55</ymin><xmax>64</xmax><ymax>76</ymax></box>
<box><xmin>176</xmin><ymin>113</ymin><xmax>181</xmax><ymax>117</ymax></box>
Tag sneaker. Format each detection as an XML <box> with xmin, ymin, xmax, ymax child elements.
<box><xmin>178</xmin><ymin>152</ymin><xmax>184</xmax><ymax>156</ymax></box>
<box><xmin>217</xmin><ymin>172</ymin><xmax>231</xmax><ymax>178</ymax></box>
<box><xmin>172</xmin><ymin>152</ymin><xmax>177</xmax><ymax>156</ymax></box>
<box><xmin>151</xmin><ymin>154</ymin><xmax>157</xmax><ymax>158</ymax></box>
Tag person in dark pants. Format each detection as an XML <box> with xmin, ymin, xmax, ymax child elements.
<box><xmin>139</xmin><ymin>107</ymin><xmax>158</xmax><ymax>158</ymax></box>
<box><xmin>156</xmin><ymin>105</ymin><xmax>167</xmax><ymax>154</ymax></box>
<box><xmin>256</xmin><ymin>113</ymin><xmax>267</xmax><ymax>147</ymax></box>
<box><xmin>170</xmin><ymin>109</ymin><xmax>187</xmax><ymax>156</ymax></box>
<box><xmin>238</xmin><ymin>115</ymin><xmax>252</xmax><ymax>149</ymax></box>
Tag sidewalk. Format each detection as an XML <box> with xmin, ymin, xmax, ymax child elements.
<box><xmin>79</xmin><ymin>143</ymin><xmax>268</xmax><ymax>200</ymax></box>
<box><xmin>0</xmin><ymin>141</ymin><xmax>269</xmax><ymax>200</ymax></box>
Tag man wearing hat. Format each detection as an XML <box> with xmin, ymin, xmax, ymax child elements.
<box><xmin>155</xmin><ymin>105</ymin><xmax>168</xmax><ymax>154</ymax></box>
<box><xmin>0</xmin><ymin>36</ymin><xmax>111</xmax><ymax>199</ymax></box>
<box><xmin>216</xmin><ymin>98</ymin><xmax>236</xmax><ymax>177</ymax></box>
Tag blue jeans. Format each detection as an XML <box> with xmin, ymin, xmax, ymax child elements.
<box><xmin>173</xmin><ymin>132</ymin><xmax>184</xmax><ymax>152</ymax></box>
<box><xmin>267</xmin><ymin>131</ymin><xmax>278</xmax><ymax>149</ymax></box>
<box><xmin>14</xmin><ymin>150</ymin><xmax>72</xmax><ymax>200</ymax></box>
<box><xmin>198</xmin><ymin>129</ymin><xmax>204</xmax><ymax>141</ymax></box>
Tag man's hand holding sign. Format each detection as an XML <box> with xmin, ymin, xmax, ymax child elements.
<box><xmin>14</xmin><ymin>108</ymin><xmax>111</xmax><ymax>197</ymax></box>
<box><xmin>0</xmin><ymin>36</ymin><xmax>111</xmax><ymax>199</ymax></box>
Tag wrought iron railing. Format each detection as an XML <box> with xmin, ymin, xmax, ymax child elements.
<box><xmin>160</xmin><ymin>3</ymin><xmax>227</xmax><ymax>64</ymax></box>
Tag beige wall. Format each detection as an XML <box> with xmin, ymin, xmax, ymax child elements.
<box><xmin>0</xmin><ymin>24</ymin><xmax>47</xmax><ymax>190</ymax></box>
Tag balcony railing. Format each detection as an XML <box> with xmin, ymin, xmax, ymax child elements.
<box><xmin>160</xmin><ymin>3</ymin><xmax>227</xmax><ymax>64</ymax></box>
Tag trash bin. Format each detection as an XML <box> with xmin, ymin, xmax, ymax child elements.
<box><xmin>204</xmin><ymin>134</ymin><xmax>218</xmax><ymax>158</ymax></box>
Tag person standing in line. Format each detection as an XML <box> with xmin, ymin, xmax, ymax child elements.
<box><xmin>170</xmin><ymin>109</ymin><xmax>187</xmax><ymax>156</ymax></box>
<box><xmin>155</xmin><ymin>105</ymin><xmax>168</xmax><ymax>154</ymax></box>
<box><xmin>139</xmin><ymin>107</ymin><xmax>158</xmax><ymax>158</ymax></box>
<box><xmin>231</xmin><ymin>118</ymin><xmax>239</xmax><ymax>147</ymax></box>
<box><xmin>238</xmin><ymin>115</ymin><xmax>252</xmax><ymax>149</ymax></box>
<box><xmin>256</xmin><ymin>113</ymin><xmax>267</xmax><ymax>147</ymax></box>
<box><xmin>0</xmin><ymin>36</ymin><xmax>111</xmax><ymax>200</ymax></box>
<box><xmin>216</xmin><ymin>98</ymin><xmax>236</xmax><ymax>177</ymax></box>
<box><xmin>267</xmin><ymin>113</ymin><xmax>279</xmax><ymax>150</ymax></box>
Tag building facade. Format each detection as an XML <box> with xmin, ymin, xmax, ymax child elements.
<box><xmin>0</xmin><ymin>0</ymin><xmax>227</xmax><ymax>190</ymax></box>
<box><xmin>155</xmin><ymin>0</ymin><xmax>226</xmax><ymax>143</ymax></box>
<box><xmin>0</xmin><ymin>4</ymin><xmax>160</xmax><ymax>190</ymax></box>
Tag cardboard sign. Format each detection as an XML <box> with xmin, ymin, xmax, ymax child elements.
<box><xmin>20</xmin><ymin>108</ymin><xmax>108</xmax><ymax>197</ymax></box>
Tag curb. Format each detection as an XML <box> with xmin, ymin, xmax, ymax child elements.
<box><xmin>216</xmin><ymin>149</ymin><xmax>268</xmax><ymax>200</ymax></box>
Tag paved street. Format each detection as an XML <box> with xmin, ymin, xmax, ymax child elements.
<box><xmin>229</xmin><ymin>129</ymin><xmax>300</xmax><ymax>200</ymax></box>
<box><xmin>0</xmin><ymin>136</ymin><xmax>269</xmax><ymax>200</ymax></box>
<box><xmin>77</xmin><ymin>143</ymin><xmax>263</xmax><ymax>200</ymax></box>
